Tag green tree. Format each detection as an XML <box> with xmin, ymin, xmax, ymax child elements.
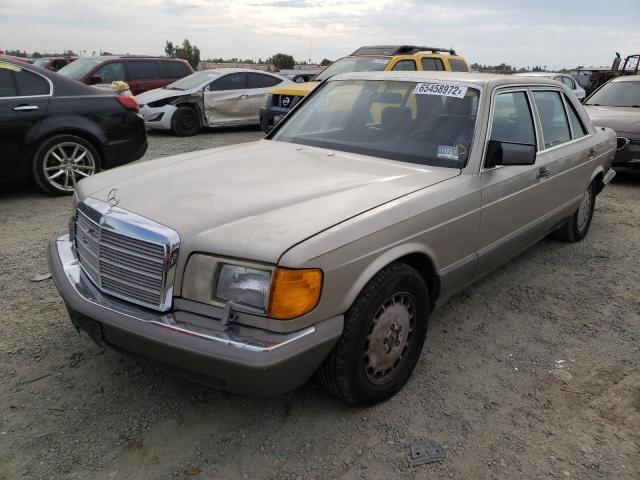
<box><xmin>320</xmin><ymin>58</ymin><xmax>332</xmax><ymax>66</ymax></box>
<box><xmin>31</xmin><ymin>52</ymin><xmax>42</xmax><ymax>58</ymax></box>
<box><xmin>165</xmin><ymin>39</ymin><xmax>201</xmax><ymax>69</ymax></box>
<box><xmin>268</xmin><ymin>53</ymin><xmax>295</xmax><ymax>70</ymax></box>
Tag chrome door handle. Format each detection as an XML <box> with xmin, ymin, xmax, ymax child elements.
<box><xmin>239</xmin><ymin>94</ymin><xmax>248</xmax><ymax>99</ymax></box>
<box><xmin>536</xmin><ymin>167</ymin><xmax>550</xmax><ymax>180</ymax></box>
<box><xmin>13</xmin><ymin>105</ymin><xmax>38</xmax><ymax>111</ymax></box>
<box><xmin>588</xmin><ymin>148</ymin><xmax>597</xmax><ymax>158</ymax></box>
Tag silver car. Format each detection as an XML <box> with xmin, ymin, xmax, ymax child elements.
<box><xmin>49</xmin><ymin>72</ymin><xmax>616</xmax><ymax>404</ymax></box>
<box><xmin>514</xmin><ymin>72</ymin><xmax>586</xmax><ymax>100</ymax></box>
<box><xmin>136</xmin><ymin>68</ymin><xmax>292</xmax><ymax>136</ymax></box>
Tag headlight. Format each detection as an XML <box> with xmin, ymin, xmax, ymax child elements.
<box><xmin>262</xmin><ymin>93</ymin><xmax>273</xmax><ymax>109</ymax></box>
<box><xmin>148</xmin><ymin>97</ymin><xmax>172</xmax><ymax>108</ymax></box>
<box><xmin>216</xmin><ymin>264</ymin><xmax>272</xmax><ymax>310</ymax></box>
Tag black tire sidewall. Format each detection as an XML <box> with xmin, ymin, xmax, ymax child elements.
<box><xmin>32</xmin><ymin>134</ymin><xmax>100</xmax><ymax>196</ymax></box>
<box><xmin>171</xmin><ymin>107</ymin><xmax>200</xmax><ymax>136</ymax></box>
<box><xmin>347</xmin><ymin>267</ymin><xmax>429</xmax><ymax>404</ymax></box>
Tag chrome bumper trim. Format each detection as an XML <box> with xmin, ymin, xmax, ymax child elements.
<box><xmin>55</xmin><ymin>234</ymin><xmax>315</xmax><ymax>353</ymax></box>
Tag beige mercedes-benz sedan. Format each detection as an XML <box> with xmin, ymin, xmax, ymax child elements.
<box><xmin>49</xmin><ymin>71</ymin><xmax>616</xmax><ymax>405</ymax></box>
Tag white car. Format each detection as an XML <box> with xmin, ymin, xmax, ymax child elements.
<box><xmin>136</xmin><ymin>68</ymin><xmax>292</xmax><ymax>136</ymax></box>
<box><xmin>514</xmin><ymin>72</ymin><xmax>586</xmax><ymax>100</ymax></box>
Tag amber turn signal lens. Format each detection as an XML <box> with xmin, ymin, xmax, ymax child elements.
<box><xmin>268</xmin><ymin>268</ymin><xmax>323</xmax><ymax>320</ymax></box>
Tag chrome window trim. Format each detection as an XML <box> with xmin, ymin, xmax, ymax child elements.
<box><xmin>0</xmin><ymin>64</ymin><xmax>53</xmax><ymax>99</ymax></box>
<box><xmin>75</xmin><ymin>197</ymin><xmax>180</xmax><ymax>312</ymax></box>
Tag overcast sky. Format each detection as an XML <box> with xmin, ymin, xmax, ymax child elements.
<box><xmin>1</xmin><ymin>0</ymin><xmax>638</xmax><ymax>68</ymax></box>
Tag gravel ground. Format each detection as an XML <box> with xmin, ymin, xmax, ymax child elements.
<box><xmin>0</xmin><ymin>129</ymin><xmax>638</xmax><ymax>480</ymax></box>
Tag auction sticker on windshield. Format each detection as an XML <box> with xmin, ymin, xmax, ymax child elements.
<box><xmin>414</xmin><ymin>82</ymin><xmax>468</xmax><ymax>99</ymax></box>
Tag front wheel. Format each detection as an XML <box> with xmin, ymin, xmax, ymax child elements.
<box><xmin>553</xmin><ymin>182</ymin><xmax>596</xmax><ymax>242</ymax></box>
<box><xmin>317</xmin><ymin>262</ymin><xmax>430</xmax><ymax>405</ymax></box>
<box><xmin>32</xmin><ymin>135</ymin><xmax>100</xmax><ymax>195</ymax></box>
<box><xmin>171</xmin><ymin>107</ymin><xmax>200</xmax><ymax>137</ymax></box>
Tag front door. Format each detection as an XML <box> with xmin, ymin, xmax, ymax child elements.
<box><xmin>477</xmin><ymin>88</ymin><xmax>548</xmax><ymax>276</ymax></box>
<box><xmin>203</xmin><ymin>72</ymin><xmax>248</xmax><ymax>125</ymax></box>
<box><xmin>0</xmin><ymin>63</ymin><xmax>50</xmax><ymax>181</ymax></box>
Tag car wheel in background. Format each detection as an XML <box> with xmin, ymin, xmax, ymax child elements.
<box><xmin>317</xmin><ymin>262</ymin><xmax>430</xmax><ymax>405</ymax></box>
<box><xmin>171</xmin><ymin>106</ymin><xmax>200</xmax><ymax>137</ymax></box>
<box><xmin>553</xmin><ymin>181</ymin><xmax>596</xmax><ymax>242</ymax></box>
<box><xmin>32</xmin><ymin>135</ymin><xmax>100</xmax><ymax>196</ymax></box>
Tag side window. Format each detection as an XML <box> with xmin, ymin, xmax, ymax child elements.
<box><xmin>448</xmin><ymin>58</ymin><xmax>469</xmax><ymax>72</ymax></box>
<box><xmin>126</xmin><ymin>61</ymin><xmax>160</xmax><ymax>81</ymax></box>
<box><xmin>96</xmin><ymin>62</ymin><xmax>125</xmax><ymax>83</ymax></box>
<box><xmin>532</xmin><ymin>91</ymin><xmax>571</xmax><ymax>148</ymax></box>
<box><xmin>246</xmin><ymin>73</ymin><xmax>282</xmax><ymax>88</ymax></box>
<box><xmin>564</xmin><ymin>94</ymin><xmax>587</xmax><ymax>138</ymax></box>
<box><xmin>14</xmin><ymin>69</ymin><xmax>50</xmax><ymax>96</ymax></box>
<box><xmin>0</xmin><ymin>69</ymin><xmax>17</xmax><ymax>97</ymax></box>
<box><xmin>160</xmin><ymin>61</ymin><xmax>191</xmax><ymax>79</ymax></box>
<box><xmin>490</xmin><ymin>91</ymin><xmax>536</xmax><ymax>145</ymax></box>
<box><xmin>52</xmin><ymin>60</ymin><xmax>67</xmax><ymax>71</ymax></box>
<box><xmin>561</xmin><ymin>76</ymin><xmax>576</xmax><ymax>89</ymax></box>
<box><xmin>391</xmin><ymin>60</ymin><xmax>417</xmax><ymax>71</ymax></box>
<box><xmin>420</xmin><ymin>58</ymin><xmax>444</xmax><ymax>71</ymax></box>
<box><xmin>209</xmin><ymin>72</ymin><xmax>246</xmax><ymax>91</ymax></box>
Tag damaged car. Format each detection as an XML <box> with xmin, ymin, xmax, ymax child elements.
<box><xmin>136</xmin><ymin>69</ymin><xmax>292</xmax><ymax>136</ymax></box>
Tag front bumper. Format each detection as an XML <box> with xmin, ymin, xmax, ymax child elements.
<box><xmin>140</xmin><ymin>104</ymin><xmax>175</xmax><ymax>131</ymax></box>
<box><xmin>259</xmin><ymin>105</ymin><xmax>291</xmax><ymax>133</ymax></box>
<box><xmin>48</xmin><ymin>235</ymin><xmax>343</xmax><ymax>396</ymax></box>
<box><xmin>613</xmin><ymin>137</ymin><xmax>640</xmax><ymax>171</ymax></box>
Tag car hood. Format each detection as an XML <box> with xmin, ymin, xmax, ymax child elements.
<box><xmin>584</xmin><ymin>105</ymin><xmax>640</xmax><ymax>133</ymax></box>
<box><xmin>269</xmin><ymin>81</ymin><xmax>319</xmax><ymax>97</ymax></box>
<box><xmin>136</xmin><ymin>87</ymin><xmax>194</xmax><ymax>104</ymax></box>
<box><xmin>76</xmin><ymin>140</ymin><xmax>459</xmax><ymax>263</ymax></box>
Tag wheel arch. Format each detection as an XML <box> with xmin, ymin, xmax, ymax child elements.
<box><xmin>343</xmin><ymin>244</ymin><xmax>441</xmax><ymax>313</ymax></box>
<box><xmin>589</xmin><ymin>166</ymin><xmax>606</xmax><ymax>195</ymax></box>
<box><xmin>31</xmin><ymin>128</ymin><xmax>105</xmax><ymax>173</ymax></box>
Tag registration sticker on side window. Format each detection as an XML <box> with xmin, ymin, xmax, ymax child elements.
<box><xmin>414</xmin><ymin>82</ymin><xmax>468</xmax><ymax>99</ymax></box>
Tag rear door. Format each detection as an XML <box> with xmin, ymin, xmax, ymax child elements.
<box><xmin>203</xmin><ymin>72</ymin><xmax>248</xmax><ymax>125</ymax></box>
<box><xmin>125</xmin><ymin>60</ymin><xmax>163</xmax><ymax>95</ymax></box>
<box><xmin>244</xmin><ymin>73</ymin><xmax>284</xmax><ymax>122</ymax></box>
<box><xmin>0</xmin><ymin>64</ymin><xmax>50</xmax><ymax>181</ymax></box>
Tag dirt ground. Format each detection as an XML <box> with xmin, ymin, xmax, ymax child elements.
<box><xmin>0</xmin><ymin>128</ymin><xmax>638</xmax><ymax>480</ymax></box>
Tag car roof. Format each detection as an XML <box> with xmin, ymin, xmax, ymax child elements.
<box><xmin>513</xmin><ymin>72</ymin><xmax>557</xmax><ymax>77</ymax></box>
<box><xmin>332</xmin><ymin>70</ymin><xmax>571</xmax><ymax>88</ymax></box>
<box><xmin>610</xmin><ymin>75</ymin><xmax>640</xmax><ymax>83</ymax></box>
<box><xmin>77</xmin><ymin>56</ymin><xmax>186</xmax><ymax>61</ymax></box>
<box><xmin>199</xmin><ymin>67</ymin><xmax>281</xmax><ymax>75</ymax></box>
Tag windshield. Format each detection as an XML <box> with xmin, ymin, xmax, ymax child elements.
<box><xmin>58</xmin><ymin>58</ymin><xmax>101</xmax><ymax>80</ymax></box>
<box><xmin>585</xmin><ymin>81</ymin><xmax>640</xmax><ymax>107</ymax></box>
<box><xmin>273</xmin><ymin>79</ymin><xmax>480</xmax><ymax>168</ymax></box>
<box><xmin>165</xmin><ymin>71</ymin><xmax>220</xmax><ymax>90</ymax></box>
<box><xmin>33</xmin><ymin>59</ymin><xmax>49</xmax><ymax>68</ymax></box>
<box><xmin>314</xmin><ymin>56</ymin><xmax>391</xmax><ymax>82</ymax></box>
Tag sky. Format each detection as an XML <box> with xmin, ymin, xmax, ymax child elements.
<box><xmin>1</xmin><ymin>0</ymin><xmax>638</xmax><ymax>69</ymax></box>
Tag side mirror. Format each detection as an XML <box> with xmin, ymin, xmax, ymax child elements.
<box><xmin>89</xmin><ymin>74</ymin><xmax>103</xmax><ymax>85</ymax></box>
<box><xmin>485</xmin><ymin>140</ymin><xmax>536</xmax><ymax>168</ymax></box>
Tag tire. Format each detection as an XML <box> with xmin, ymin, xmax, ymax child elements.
<box><xmin>317</xmin><ymin>262</ymin><xmax>430</xmax><ymax>405</ymax></box>
<box><xmin>553</xmin><ymin>181</ymin><xmax>596</xmax><ymax>242</ymax></box>
<box><xmin>32</xmin><ymin>134</ymin><xmax>100</xmax><ymax>196</ymax></box>
<box><xmin>171</xmin><ymin>107</ymin><xmax>200</xmax><ymax>137</ymax></box>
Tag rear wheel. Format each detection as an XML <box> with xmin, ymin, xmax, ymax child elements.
<box><xmin>171</xmin><ymin>107</ymin><xmax>200</xmax><ymax>136</ymax></box>
<box><xmin>32</xmin><ymin>135</ymin><xmax>100</xmax><ymax>195</ymax></box>
<box><xmin>553</xmin><ymin>181</ymin><xmax>596</xmax><ymax>242</ymax></box>
<box><xmin>317</xmin><ymin>262</ymin><xmax>430</xmax><ymax>405</ymax></box>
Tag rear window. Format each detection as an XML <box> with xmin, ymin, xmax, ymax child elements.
<box><xmin>421</xmin><ymin>58</ymin><xmax>444</xmax><ymax>71</ymax></box>
<box><xmin>0</xmin><ymin>68</ymin><xmax>17</xmax><ymax>97</ymax></box>
<box><xmin>15</xmin><ymin>69</ymin><xmax>49</xmax><ymax>96</ymax></box>
<box><xmin>247</xmin><ymin>73</ymin><xmax>282</xmax><ymax>88</ymax></box>
<box><xmin>127</xmin><ymin>61</ymin><xmax>160</xmax><ymax>81</ymax></box>
<box><xmin>448</xmin><ymin>58</ymin><xmax>469</xmax><ymax>72</ymax></box>
<box><xmin>160</xmin><ymin>60</ymin><xmax>191</xmax><ymax>79</ymax></box>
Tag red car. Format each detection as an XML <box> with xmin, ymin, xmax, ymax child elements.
<box><xmin>57</xmin><ymin>56</ymin><xmax>194</xmax><ymax>95</ymax></box>
<box><xmin>32</xmin><ymin>56</ymin><xmax>77</xmax><ymax>71</ymax></box>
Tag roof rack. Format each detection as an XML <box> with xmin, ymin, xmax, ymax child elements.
<box><xmin>351</xmin><ymin>45</ymin><xmax>457</xmax><ymax>56</ymax></box>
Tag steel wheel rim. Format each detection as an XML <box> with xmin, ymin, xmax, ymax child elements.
<box><xmin>577</xmin><ymin>187</ymin><xmax>592</xmax><ymax>232</ymax></box>
<box><xmin>43</xmin><ymin>142</ymin><xmax>95</xmax><ymax>192</ymax></box>
<box><xmin>364</xmin><ymin>292</ymin><xmax>416</xmax><ymax>385</ymax></box>
<box><xmin>181</xmin><ymin>112</ymin><xmax>195</xmax><ymax>130</ymax></box>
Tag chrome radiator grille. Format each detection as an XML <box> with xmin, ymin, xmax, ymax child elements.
<box><xmin>73</xmin><ymin>198</ymin><xmax>180</xmax><ymax>312</ymax></box>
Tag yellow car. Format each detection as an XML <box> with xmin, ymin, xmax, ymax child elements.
<box><xmin>259</xmin><ymin>45</ymin><xmax>469</xmax><ymax>132</ymax></box>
